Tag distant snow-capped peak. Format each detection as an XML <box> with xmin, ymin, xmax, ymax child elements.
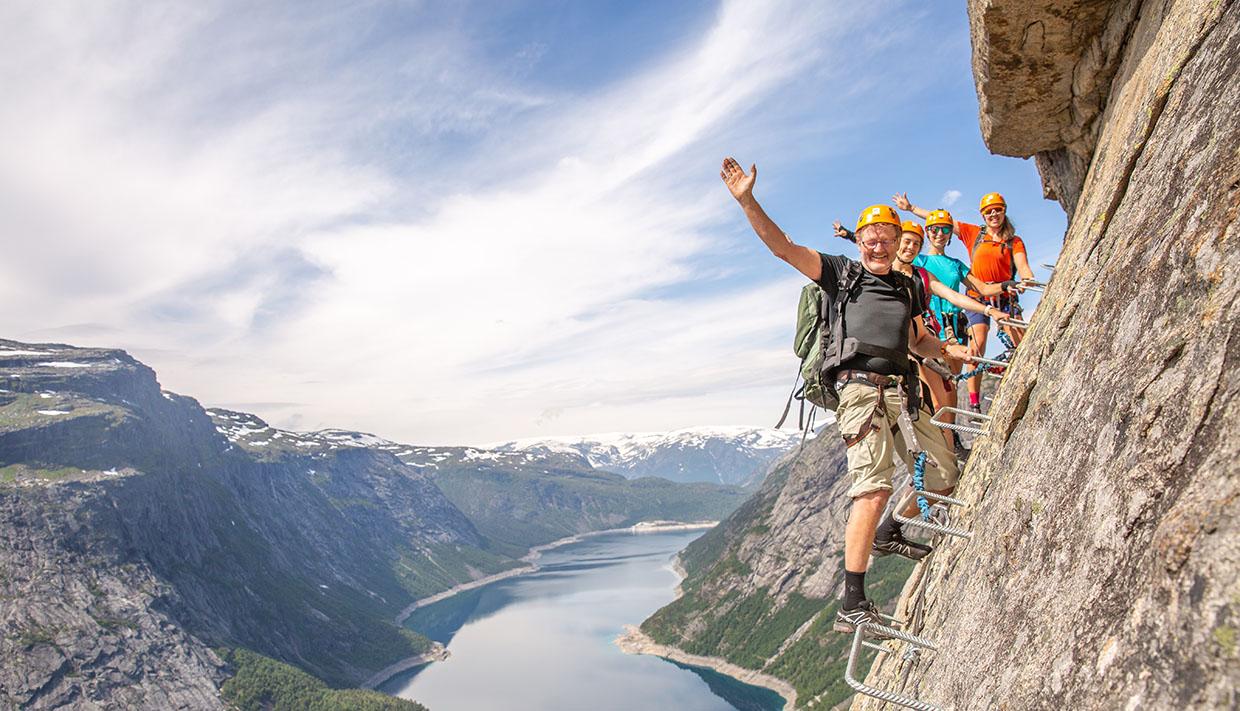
<box><xmin>491</xmin><ymin>426</ymin><xmax>809</xmax><ymax>486</ymax></box>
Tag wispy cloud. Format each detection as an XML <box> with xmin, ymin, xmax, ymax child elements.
<box><xmin>1</xmin><ymin>0</ymin><xmax>894</xmax><ymax>444</ymax></box>
<box><xmin>941</xmin><ymin>189</ymin><xmax>963</xmax><ymax>207</ymax></box>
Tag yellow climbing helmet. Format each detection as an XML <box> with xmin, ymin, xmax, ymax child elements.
<box><xmin>979</xmin><ymin>192</ymin><xmax>1007</xmax><ymax>212</ymax></box>
<box><xmin>855</xmin><ymin>204</ymin><xmax>901</xmax><ymax>232</ymax></box>
<box><xmin>925</xmin><ymin>209</ymin><xmax>954</xmax><ymax>228</ymax></box>
<box><xmin>901</xmin><ymin>220</ymin><xmax>924</xmax><ymax>238</ymax></box>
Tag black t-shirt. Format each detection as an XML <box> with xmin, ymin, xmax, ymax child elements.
<box><xmin>815</xmin><ymin>253</ymin><xmax>926</xmax><ymax>376</ymax></box>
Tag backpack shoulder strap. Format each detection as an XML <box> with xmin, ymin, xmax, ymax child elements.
<box><xmin>975</xmin><ymin>230</ymin><xmax>1019</xmax><ymax>279</ymax></box>
<box><xmin>839</xmin><ymin>259</ymin><xmax>864</xmax><ymax>299</ymax></box>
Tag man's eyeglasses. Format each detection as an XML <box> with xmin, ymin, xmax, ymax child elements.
<box><xmin>859</xmin><ymin>238</ymin><xmax>896</xmax><ymax>250</ymax></box>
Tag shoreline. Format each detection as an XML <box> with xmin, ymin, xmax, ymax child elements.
<box><xmin>372</xmin><ymin>520</ymin><xmax>718</xmax><ymax>691</ymax></box>
<box><xmin>361</xmin><ymin>643</ymin><xmax>449</xmax><ymax>690</ymax></box>
<box><xmin>394</xmin><ymin>520</ymin><xmax>717</xmax><ymax>625</ymax></box>
<box><xmin>615</xmin><ymin>554</ymin><xmax>798</xmax><ymax>710</ymax></box>
<box><xmin>614</xmin><ymin>625</ymin><xmax>798</xmax><ymax>710</ymax></box>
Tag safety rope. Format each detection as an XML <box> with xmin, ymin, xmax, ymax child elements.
<box><xmin>912</xmin><ymin>452</ymin><xmax>931</xmax><ymax>520</ymax></box>
<box><xmin>995</xmin><ymin>327</ymin><xmax>1015</xmax><ymax>350</ymax></box>
<box><xmin>952</xmin><ymin>326</ymin><xmax>1017</xmax><ymax>381</ymax></box>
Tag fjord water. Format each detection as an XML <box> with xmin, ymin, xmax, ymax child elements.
<box><xmin>380</xmin><ymin>529</ymin><xmax>785</xmax><ymax>711</ymax></box>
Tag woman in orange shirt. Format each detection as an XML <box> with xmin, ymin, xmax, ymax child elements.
<box><xmin>894</xmin><ymin>191</ymin><xmax>1036</xmax><ymax>411</ymax></box>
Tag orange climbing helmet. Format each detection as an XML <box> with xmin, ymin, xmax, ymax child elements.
<box><xmin>901</xmin><ymin>220</ymin><xmax>924</xmax><ymax>238</ymax></box>
<box><xmin>925</xmin><ymin>209</ymin><xmax>954</xmax><ymax>228</ymax></box>
<box><xmin>855</xmin><ymin>204</ymin><xmax>901</xmax><ymax>232</ymax></box>
<box><xmin>979</xmin><ymin>192</ymin><xmax>1007</xmax><ymax>213</ymax></box>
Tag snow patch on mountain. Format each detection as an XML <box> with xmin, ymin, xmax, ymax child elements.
<box><xmin>491</xmin><ymin>426</ymin><xmax>812</xmax><ymax>486</ymax></box>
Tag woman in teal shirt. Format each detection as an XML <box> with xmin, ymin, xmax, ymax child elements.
<box><xmin>914</xmin><ymin>210</ymin><xmax>1010</xmax><ymax>346</ymax></box>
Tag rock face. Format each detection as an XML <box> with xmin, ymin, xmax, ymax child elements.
<box><xmin>969</xmin><ymin>0</ymin><xmax>1142</xmax><ymax>214</ymax></box>
<box><xmin>855</xmin><ymin>2</ymin><xmax>1240</xmax><ymax>709</ymax></box>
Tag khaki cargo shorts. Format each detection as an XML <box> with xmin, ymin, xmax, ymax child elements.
<box><xmin>835</xmin><ymin>380</ymin><xmax>959</xmax><ymax>499</ymax></box>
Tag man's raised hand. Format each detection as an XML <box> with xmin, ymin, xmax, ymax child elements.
<box><xmin>892</xmin><ymin>192</ymin><xmax>913</xmax><ymax>211</ymax></box>
<box><xmin>721</xmin><ymin>157</ymin><xmax>756</xmax><ymax>202</ymax></box>
<box><xmin>832</xmin><ymin>220</ymin><xmax>850</xmax><ymax>239</ymax></box>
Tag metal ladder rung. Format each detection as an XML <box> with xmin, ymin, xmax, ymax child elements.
<box><xmin>893</xmin><ymin>490</ymin><xmax>973</xmax><ymax>539</ymax></box>
<box><xmin>844</xmin><ymin>623</ymin><xmax>942</xmax><ymax>711</ymax></box>
<box><xmin>863</xmin><ymin>640</ymin><xmax>893</xmax><ymax>654</ymax></box>
<box><xmin>967</xmin><ymin>355</ymin><xmax>1010</xmax><ymax>369</ymax></box>
<box><xmin>932</xmin><ymin>406</ymin><xmax>989</xmax><ymax>437</ymax></box>
<box><xmin>1040</xmin><ymin>262</ymin><xmax>1056</xmax><ymax>271</ymax></box>
<box><xmin>997</xmin><ymin>317</ymin><xmax>1029</xmax><ymax>329</ymax></box>
<box><xmin>1019</xmin><ymin>278</ymin><xmax>1047</xmax><ymax>293</ymax></box>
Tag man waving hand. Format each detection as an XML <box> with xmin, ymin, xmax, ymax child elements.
<box><xmin>721</xmin><ymin>157</ymin><xmax>967</xmax><ymax>634</ymax></box>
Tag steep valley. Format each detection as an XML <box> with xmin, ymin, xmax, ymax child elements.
<box><xmin>0</xmin><ymin>341</ymin><xmax>747</xmax><ymax>709</ymax></box>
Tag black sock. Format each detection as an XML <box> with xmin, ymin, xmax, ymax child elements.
<box><xmin>875</xmin><ymin>512</ymin><xmax>902</xmax><ymax>542</ymax></box>
<box><xmin>843</xmin><ymin>569</ymin><xmax>866</xmax><ymax>610</ymax></box>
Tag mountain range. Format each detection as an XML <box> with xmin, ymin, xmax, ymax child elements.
<box><xmin>0</xmin><ymin>339</ymin><xmax>753</xmax><ymax>709</ymax></box>
<box><xmin>493</xmin><ymin>426</ymin><xmax>807</xmax><ymax>486</ymax></box>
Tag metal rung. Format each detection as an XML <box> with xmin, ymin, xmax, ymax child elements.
<box><xmin>998</xmin><ymin>317</ymin><xmax>1029</xmax><ymax>329</ymax></box>
<box><xmin>879</xmin><ymin>611</ymin><xmax>906</xmax><ymax>627</ymax></box>
<box><xmin>863</xmin><ymin>640</ymin><xmax>893</xmax><ymax>654</ymax></box>
<box><xmin>937</xmin><ymin>406</ymin><xmax>991</xmax><ymax>421</ymax></box>
<box><xmin>893</xmin><ymin>490</ymin><xmax>973</xmax><ymax>539</ymax></box>
<box><xmin>1040</xmin><ymin>262</ymin><xmax>1056</xmax><ymax>271</ymax></box>
<box><xmin>931</xmin><ymin>406</ymin><xmax>988</xmax><ymax>437</ymax></box>
<box><xmin>967</xmin><ymin>355</ymin><xmax>1010</xmax><ymax>368</ymax></box>
<box><xmin>862</xmin><ymin>621</ymin><xmax>937</xmax><ymax>651</ymax></box>
<box><xmin>845</xmin><ymin>624</ymin><xmax>942</xmax><ymax>711</ymax></box>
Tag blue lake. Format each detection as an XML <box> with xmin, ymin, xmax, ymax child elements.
<box><xmin>380</xmin><ymin>529</ymin><xmax>785</xmax><ymax>711</ymax></box>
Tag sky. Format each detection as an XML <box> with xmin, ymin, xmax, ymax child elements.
<box><xmin>1</xmin><ymin>1</ymin><xmax>1067</xmax><ymax>446</ymax></box>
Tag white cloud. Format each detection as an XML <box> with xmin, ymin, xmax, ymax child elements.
<box><xmin>1</xmin><ymin>0</ymin><xmax>890</xmax><ymax>444</ymax></box>
<box><xmin>940</xmin><ymin>189</ymin><xmax>963</xmax><ymax>207</ymax></box>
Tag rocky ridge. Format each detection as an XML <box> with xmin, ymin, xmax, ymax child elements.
<box><xmin>493</xmin><ymin>427</ymin><xmax>805</xmax><ymax>486</ymax></box>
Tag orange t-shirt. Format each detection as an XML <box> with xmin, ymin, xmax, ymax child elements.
<box><xmin>958</xmin><ymin>222</ymin><xmax>1025</xmax><ymax>284</ymax></box>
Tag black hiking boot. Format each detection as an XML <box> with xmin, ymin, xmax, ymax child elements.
<box><xmin>872</xmin><ymin>529</ymin><xmax>933</xmax><ymax>561</ymax></box>
<box><xmin>954</xmin><ymin>437</ymin><xmax>971</xmax><ymax>463</ymax></box>
<box><xmin>833</xmin><ymin>600</ymin><xmax>893</xmax><ymax>638</ymax></box>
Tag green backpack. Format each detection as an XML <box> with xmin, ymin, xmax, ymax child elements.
<box><xmin>776</xmin><ymin>260</ymin><xmax>866</xmax><ymax>428</ymax></box>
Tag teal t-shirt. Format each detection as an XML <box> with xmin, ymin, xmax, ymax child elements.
<box><xmin>913</xmin><ymin>253</ymin><xmax>971</xmax><ymax>315</ymax></box>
